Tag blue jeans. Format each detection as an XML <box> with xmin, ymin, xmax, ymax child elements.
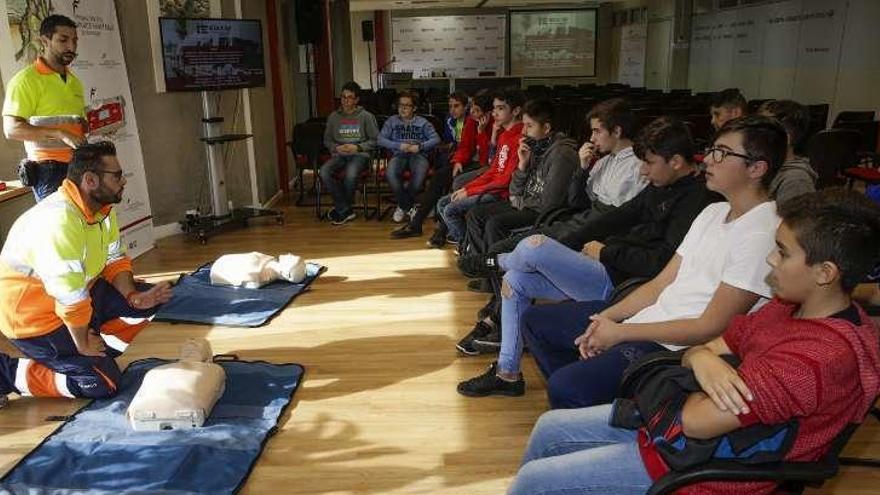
<box><xmin>509</xmin><ymin>404</ymin><xmax>652</xmax><ymax>495</ymax></box>
<box><xmin>386</xmin><ymin>153</ymin><xmax>429</xmax><ymax>211</ymax></box>
<box><xmin>437</xmin><ymin>192</ymin><xmax>498</xmax><ymax>242</ymax></box>
<box><xmin>33</xmin><ymin>161</ymin><xmax>69</xmax><ymax>201</ymax></box>
<box><xmin>319</xmin><ymin>154</ymin><xmax>370</xmax><ymax>214</ymax></box>
<box><xmin>521</xmin><ymin>300</ymin><xmax>665</xmax><ymax>409</ymax></box>
<box><xmin>495</xmin><ymin>236</ymin><xmax>615</xmax><ymax>375</ymax></box>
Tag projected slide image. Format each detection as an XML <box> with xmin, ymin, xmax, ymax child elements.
<box><xmin>160</xmin><ymin>18</ymin><xmax>265</xmax><ymax>91</ymax></box>
<box><xmin>509</xmin><ymin>10</ymin><xmax>596</xmax><ymax>78</ymax></box>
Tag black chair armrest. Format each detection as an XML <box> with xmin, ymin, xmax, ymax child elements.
<box><xmin>648</xmin><ymin>459</ymin><xmax>838</xmax><ymax>495</ymax></box>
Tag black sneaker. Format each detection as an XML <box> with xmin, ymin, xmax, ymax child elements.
<box><xmin>427</xmin><ymin>229</ymin><xmax>446</xmax><ymax>248</ymax></box>
<box><xmin>331</xmin><ymin>210</ymin><xmax>357</xmax><ymax>225</ymax></box>
<box><xmin>458</xmin><ymin>254</ymin><xmax>499</xmax><ymax>279</ymax></box>
<box><xmin>467</xmin><ymin>278</ymin><xmax>493</xmax><ymax>294</ymax></box>
<box><xmin>455</xmin><ymin>320</ymin><xmax>495</xmax><ymax>356</ymax></box>
<box><xmin>445</xmin><ymin>234</ymin><xmax>460</xmax><ymax>246</ymax></box>
<box><xmin>391</xmin><ymin>224</ymin><xmax>423</xmax><ymax>239</ymax></box>
<box><xmin>472</xmin><ymin>326</ymin><xmax>501</xmax><ymax>354</ymax></box>
<box><xmin>457</xmin><ymin>362</ymin><xmax>524</xmax><ymax>397</ymax></box>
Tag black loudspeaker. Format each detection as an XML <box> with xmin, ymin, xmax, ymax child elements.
<box><xmin>361</xmin><ymin>20</ymin><xmax>374</xmax><ymax>42</ymax></box>
<box><xmin>295</xmin><ymin>0</ymin><xmax>323</xmax><ymax>44</ymax></box>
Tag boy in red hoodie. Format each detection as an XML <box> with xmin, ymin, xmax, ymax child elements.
<box><xmin>432</xmin><ymin>89</ymin><xmax>525</xmax><ymax>246</ymax></box>
<box><xmin>509</xmin><ymin>188</ymin><xmax>880</xmax><ymax>495</ymax></box>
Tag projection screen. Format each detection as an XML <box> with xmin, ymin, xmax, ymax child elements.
<box><xmin>508</xmin><ymin>9</ymin><xmax>597</xmax><ymax>78</ymax></box>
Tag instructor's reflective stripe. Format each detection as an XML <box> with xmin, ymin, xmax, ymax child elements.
<box><xmin>120</xmin><ymin>316</ymin><xmax>151</xmax><ymax>325</ymax></box>
<box><xmin>54</xmin><ymin>372</ymin><xmax>74</xmax><ymax>398</ymax></box>
<box><xmin>101</xmin><ymin>334</ymin><xmax>129</xmax><ymax>353</ymax></box>
<box><xmin>14</xmin><ymin>359</ymin><xmax>32</xmax><ymax>396</ymax></box>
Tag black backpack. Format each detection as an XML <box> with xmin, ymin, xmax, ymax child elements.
<box><xmin>611</xmin><ymin>350</ymin><xmax>799</xmax><ymax>472</ymax></box>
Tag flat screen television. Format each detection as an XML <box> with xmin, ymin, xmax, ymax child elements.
<box><xmin>159</xmin><ymin>17</ymin><xmax>266</xmax><ymax>92</ymax></box>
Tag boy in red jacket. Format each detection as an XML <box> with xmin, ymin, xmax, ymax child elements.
<box><xmin>432</xmin><ymin>89</ymin><xmax>525</xmax><ymax>246</ymax></box>
<box><xmin>509</xmin><ymin>188</ymin><xmax>880</xmax><ymax>495</ymax></box>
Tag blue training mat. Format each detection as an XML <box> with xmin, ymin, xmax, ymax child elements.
<box><xmin>154</xmin><ymin>261</ymin><xmax>325</xmax><ymax>327</ymax></box>
<box><xmin>0</xmin><ymin>357</ymin><xmax>304</xmax><ymax>495</ymax></box>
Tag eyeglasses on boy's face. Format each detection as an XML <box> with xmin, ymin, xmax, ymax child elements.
<box><xmin>703</xmin><ymin>146</ymin><xmax>755</xmax><ymax>164</ymax></box>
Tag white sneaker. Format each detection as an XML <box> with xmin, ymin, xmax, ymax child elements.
<box><xmin>408</xmin><ymin>205</ymin><xmax>419</xmax><ymax>220</ymax></box>
<box><xmin>392</xmin><ymin>207</ymin><xmax>406</xmax><ymax>223</ymax></box>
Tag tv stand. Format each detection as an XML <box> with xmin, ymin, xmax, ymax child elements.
<box><xmin>179</xmin><ymin>92</ymin><xmax>283</xmax><ymax>244</ymax></box>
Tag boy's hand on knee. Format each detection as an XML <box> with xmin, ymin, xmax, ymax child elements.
<box><xmin>575</xmin><ymin>330</ymin><xmax>594</xmax><ymax>359</ymax></box>
<box><xmin>526</xmin><ymin>235</ymin><xmax>546</xmax><ymax>247</ymax></box>
<box><xmin>575</xmin><ymin>317</ymin><xmax>603</xmax><ymax>359</ymax></box>
<box><xmin>581</xmin><ymin>241</ymin><xmax>605</xmax><ymax>260</ymax></box>
<box><xmin>450</xmin><ymin>189</ymin><xmax>468</xmax><ymax>202</ymax></box>
<box><xmin>584</xmin><ymin>315</ymin><xmax>623</xmax><ymax>354</ymax></box>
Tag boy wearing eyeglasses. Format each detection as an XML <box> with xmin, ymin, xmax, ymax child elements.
<box><xmin>509</xmin><ymin>188</ymin><xmax>880</xmax><ymax>495</ymax></box>
<box><xmin>320</xmin><ymin>81</ymin><xmax>380</xmax><ymax>225</ymax></box>
<box><xmin>520</xmin><ymin>116</ymin><xmax>786</xmax><ymax>409</ymax></box>
<box><xmin>378</xmin><ymin>91</ymin><xmax>441</xmax><ymax>223</ymax></box>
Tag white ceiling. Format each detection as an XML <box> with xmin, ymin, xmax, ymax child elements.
<box><xmin>349</xmin><ymin>0</ymin><xmax>609</xmax><ymax>12</ymax></box>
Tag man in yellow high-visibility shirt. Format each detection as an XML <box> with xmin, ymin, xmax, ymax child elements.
<box><xmin>0</xmin><ymin>141</ymin><xmax>172</xmax><ymax>405</ymax></box>
<box><xmin>2</xmin><ymin>14</ymin><xmax>87</xmax><ymax>200</ymax></box>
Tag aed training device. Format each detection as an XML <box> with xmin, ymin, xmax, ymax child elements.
<box><xmin>87</xmin><ymin>96</ymin><xmax>126</xmax><ymax>135</ymax></box>
<box><xmin>127</xmin><ymin>339</ymin><xmax>226</xmax><ymax>431</ymax></box>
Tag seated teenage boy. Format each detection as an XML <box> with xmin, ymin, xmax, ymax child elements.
<box><xmin>570</xmin><ymin>98</ymin><xmax>648</xmax><ymax>219</ymax></box>
<box><xmin>456</xmin><ymin>117</ymin><xmax>719</xmax><ymax>395</ymax></box>
<box><xmin>320</xmin><ymin>81</ymin><xmax>380</xmax><ymax>225</ymax></box>
<box><xmin>520</xmin><ymin>116</ymin><xmax>787</xmax><ymax>409</ymax></box>
<box><xmin>378</xmin><ymin>91</ymin><xmax>441</xmax><ymax>223</ymax></box>
<box><xmin>462</xmin><ymin>98</ymin><xmax>579</xmax><ymax>258</ymax></box>
<box><xmin>430</xmin><ymin>90</ymin><xmax>525</xmax><ymax>247</ymax></box>
<box><xmin>709</xmin><ymin>88</ymin><xmax>748</xmax><ymax>131</ymax></box>
<box><xmin>757</xmin><ymin>99</ymin><xmax>816</xmax><ymax>205</ymax></box>
<box><xmin>508</xmin><ymin>188</ymin><xmax>880</xmax><ymax>495</ymax></box>
<box><xmin>391</xmin><ymin>91</ymin><xmax>493</xmax><ymax>239</ymax></box>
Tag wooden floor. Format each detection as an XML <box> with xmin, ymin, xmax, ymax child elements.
<box><xmin>1</xmin><ymin>200</ymin><xmax>879</xmax><ymax>494</ymax></box>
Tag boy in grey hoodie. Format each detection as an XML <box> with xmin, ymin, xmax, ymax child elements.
<box><xmin>320</xmin><ymin>81</ymin><xmax>379</xmax><ymax>225</ymax></box>
<box><xmin>464</xmin><ymin>98</ymin><xmax>579</xmax><ymax>255</ymax></box>
<box><xmin>758</xmin><ymin>99</ymin><xmax>817</xmax><ymax>205</ymax></box>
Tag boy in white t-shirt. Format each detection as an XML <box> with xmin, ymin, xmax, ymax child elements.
<box><xmin>518</xmin><ymin>116</ymin><xmax>788</xmax><ymax>408</ymax></box>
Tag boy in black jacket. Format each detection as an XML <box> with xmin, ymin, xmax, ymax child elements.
<box><xmin>457</xmin><ymin>117</ymin><xmax>720</xmax><ymax>396</ymax></box>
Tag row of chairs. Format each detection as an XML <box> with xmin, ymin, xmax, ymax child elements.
<box><xmin>288</xmin><ymin>118</ymin><xmax>445</xmax><ymax>221</ymax></box>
